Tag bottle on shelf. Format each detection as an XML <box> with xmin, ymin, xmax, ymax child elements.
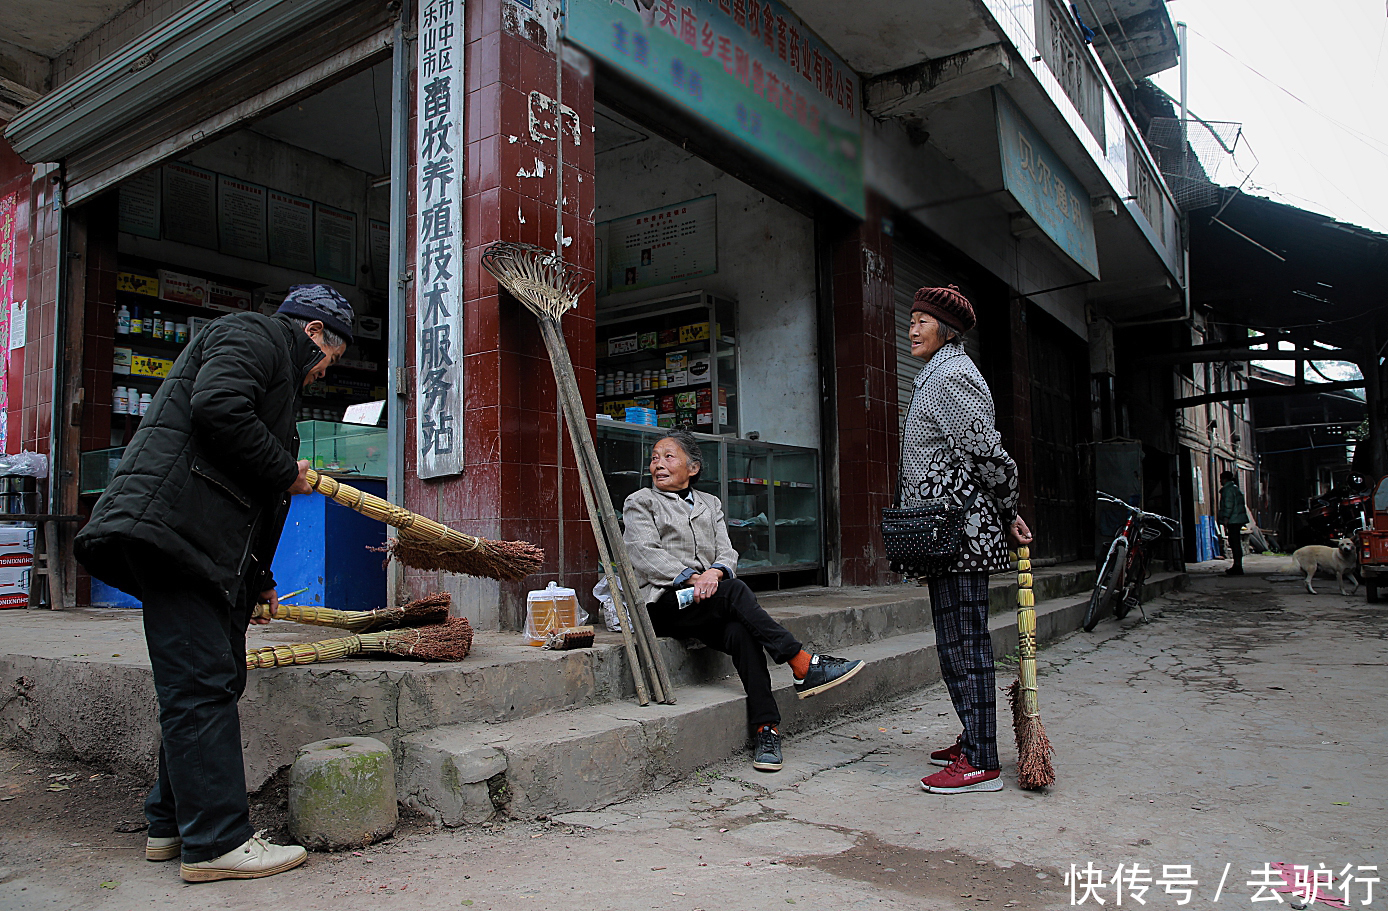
<box><xmin>138</xmin><ymin>392</ymin><xmax>152</xmax><ymax>416</ymax></box>
<box><xmin>113</xmin><ymin>386</ymin><xmax>128</xmax><ymax>415</ymax></box>
<box><xmin>116</xmin><ymin>305</ymin><xmax>131</xmax><ymax>335</ymax></box>
<box><xmin>175</xmin><ymin>322</ymin><xmax>188</xmax><ymax>344</ymax></box>
<box><xmin>151</xmin><ymin>311</ymin><xmax>164</xmax><ymax>341</ymax></box>
<box><xmin>129</xmin><ymin>306</ymin><xmax>143</xmax><ymax>336</ymax></box>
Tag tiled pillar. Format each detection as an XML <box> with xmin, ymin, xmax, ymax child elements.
<box><xmin>829</xmin><ymin>192</ymin><xmax>898</xmax><ymax>586</ymax></box>
<box><xmin>0</xmin><ymin>139</ymin><xmax>31</xmax><ymax>454</ymax></box>
<box><xmin>403</xmin><ymin>0</ymin><xmax>598</xmax><ymax>630</ymax></box>
<box><xmin>20</xmin><ymin>165</ymin><xmax>60</xmax><ymax>459</ymax></box>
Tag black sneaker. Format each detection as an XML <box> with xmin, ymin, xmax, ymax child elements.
<box><xmin>793</xmin><ymin>654</ymin><xmax>864</xmax><ymax>699</ymax></box>
<box><xmin>752</xmin><ymin>727</ymin><xmax>783</xmax><ymax>772</ymax></box>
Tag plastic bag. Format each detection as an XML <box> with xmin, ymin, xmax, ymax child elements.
<box><xmin>592</xmin><ymin>575</ymin><xmax>626</xmax><ymax>632</ymax></box>
<box><xmin>0</xmin><ymin>452</ymin><xmax>48</xmax><ymax>478</ymax></box>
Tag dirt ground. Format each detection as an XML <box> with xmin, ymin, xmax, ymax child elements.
<box><xmin>1</xmin><ymin>554</ymin><xmax>1383</xmax><ymax>910</ymax></box>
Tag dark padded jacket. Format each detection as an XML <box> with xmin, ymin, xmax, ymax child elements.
<box><xmin>76</xmin><ymin>313</ymin><xmax>323</xmax><ymax>606</ymax></box>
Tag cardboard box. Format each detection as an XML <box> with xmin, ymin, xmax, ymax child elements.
<box><xmin>657</xmin><ymin>412</ymin><xmax>676</xmax><ymax>428</ymax></box>
<box><xmin>607</xmin><ymin>333</ymin><xmax>639</xmax><ymax>356</ymax></box>
<box><xmin>665</xmin><ymin>351</ymin><xmax>688</xmax><ymax>386</ymax></box>
<box><xmin>117</xmin><ymin>272</ymin><xmax>159</xmax><ymax>297</ymax></box>
<box><xmin>356</xmin><ymin>315</ymin><xmax>384</xmax><ymax>340</ymax></box>
<box><xmin>679</xmin><ymin>322</ymin><xmax>710</xmax><ymax>343</ymax></box>
<box><xmin>658</xmin><ymin>394</ymin><xmax>676</xmax><ymax>413</ymax></box>
<box><xmin>131</xmin><ymin>354</ymin><xmax>173</xmax><ymax>378</ymax></box>
<box><xmin>687</xmin><ymin>354</ymin><xmax>712</xmax><ymax>382</ymax></box>
<box><xmin>638</xmin><ymin>331</ymin><xmax>658</xmax><ymax>350</ymax></box>
<box><xmin>658</xmin><ymin>328</ymin><xmax>681</xmax><ymax>348</ymax></box>
<box><xmin>675</xmin><ymin>391</ymin><xmax>698</xmax><ymax>410</ymax></box>
<box><xmin>207</xmin><ymin>283</ymin><xmax>253</xmax><ymax>312</ymax></box>
<box><xmin>0</xmin><ymin>525</ymin><xmax>35</xmax><ymax>551</ymax></box>
<box><xmin>158</xmin><ymin>270</ymin><xmax>211</xmax><ymax>307</ymax></box>
<box><xmin>113</xmin><ymin>346</ymin><xmax>132</xmax><ymax>375</ymax></box>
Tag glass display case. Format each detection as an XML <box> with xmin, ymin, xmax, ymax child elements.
<box><xmin>297</xmin><ymin>421</ymin><xmax>388</xmax><ymax>478</ymax></box>
<box><xmin>596</xmin><ymin>291</ymin><xmax>738</xmax><ymax>435</ymax></box>
<box><xmin>596</xmin><ymin>422</ymin><xmax>820</xmax><ymax>575</ymax></box>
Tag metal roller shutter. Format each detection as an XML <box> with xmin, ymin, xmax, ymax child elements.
<box><xmin>892</xmin><ymin>242</ymin><xmax>983</xmax><ymax>435</ymax></box>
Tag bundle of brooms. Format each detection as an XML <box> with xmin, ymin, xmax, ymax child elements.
<box><xmin>1006</xmin><ymin>546</ymin><xmax>1056</xmax><ymax>789</ymax></box>
<box><xmin>247</xmin><ymin>616</ymin><xmax>474</xmax><ymax>668</ymax></box>
<box><xmin>250</xmin><ymin>592</ymin><xmax>451</xmax><ymax>631</ymax></box>
<box><xmin>305</xmin><ymin>468</ymin><xmax>543</xmax><ymax>582</ymax></box>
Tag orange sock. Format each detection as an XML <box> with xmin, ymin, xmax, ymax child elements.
<box><xmin>757</xmin><ymin>724</ymin><xmax>778</xmax><ymax>734</ymax></box>
<box><xmin>789</xmin><ymin>650</ymin><xmax>812</xmax><ymax>679</ymax></box>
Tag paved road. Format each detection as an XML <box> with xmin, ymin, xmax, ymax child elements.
<box><xmin>2</xmin><ymin>555</ymin><xmax>1383</xmax><ymax>909</ymax></box>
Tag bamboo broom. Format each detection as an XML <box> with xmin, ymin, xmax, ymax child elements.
<box><xmin>304</xmin><ymin>469</ymin><xmax>543</xmax><ymax>581</ymax></box>
<box><xmin>1006</xmin><ymin>546</ymin><xmax>1055</xmax><ymax>789</ymax></box>
<box><xmin>247</xmin><ymin>616</ymin><xmax>474</xmax><ymax>668</ymax></box>
<box><xmin>250</xmin><ymin>592</ymin><xmax>451</xmax><ymax>631</ymax></box>
<box><xmin>481</xmin><ymin>241</ymin><xmax>675</xmax><ymax>706</ymax></box>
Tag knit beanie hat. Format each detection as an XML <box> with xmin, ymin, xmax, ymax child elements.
<box><xmin>911</xmin><ymin>285</ymin><xmax>976</xmax><ymax>333</ymax></box>
<box><xmin>276</xmin><ymin>284</ymin><xmax>355</xmax><ymax>345</ymax></box>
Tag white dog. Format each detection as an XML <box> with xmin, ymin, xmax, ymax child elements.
<box><xmin>1292</xmin><ymin>539</ymin><xmax>1359</xmax><ymax>595</ymax></box>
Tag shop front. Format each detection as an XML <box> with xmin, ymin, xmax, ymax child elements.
<box><xmin>3</xmin><ymin>0</ymin><xmax>403</xmax><ymax>609</ymax></box>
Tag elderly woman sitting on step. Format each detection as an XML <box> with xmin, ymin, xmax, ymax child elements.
<box><xmin>623</xmin><ymin>430</ymin><xmax>864</xmax><ymax>773</ymax></box>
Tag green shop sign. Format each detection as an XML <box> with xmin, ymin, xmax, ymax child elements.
<box><xmin>566</xmin><ymin>0</ymin><xmax>864</xmax><ymax>217</ymax></box>
<box><xmin>995</xmin><ymin>88</ymin><xmax>1100</xmax><ymax>279</ymax></box>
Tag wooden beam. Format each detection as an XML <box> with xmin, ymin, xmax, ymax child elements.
<box><xmin>1175</xmin><ymin>380</ymin><xmax>1365</xmax><ymax>409</ymax></box>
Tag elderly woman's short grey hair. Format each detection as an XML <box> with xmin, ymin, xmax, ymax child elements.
<box><xmin>935</xmin><ymin>320</ymin><xmax>961</xmax><ymax>345</ymax></box>
<box><xmin>654</xmin><ymin>430</ymin><xmax>704</xmax><ymax>477</ymax></box>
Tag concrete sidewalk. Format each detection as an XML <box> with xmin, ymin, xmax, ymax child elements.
<box><xmin>0</xmin><ymin>561</ymin><xmax>1182</xmax><ymax>820</ymax></box>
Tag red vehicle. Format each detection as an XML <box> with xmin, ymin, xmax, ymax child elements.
<box><xmin>1358</xmin><ymin>476</ymin><xmax>1388</xmax><ymax>603</ymax></box>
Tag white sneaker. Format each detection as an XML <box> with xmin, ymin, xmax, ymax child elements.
<box><xmin>146</xmin><ymin>835</ymin><xmax>182</xmax><ymax>862</ymax></box>
<box><xmin>180</xmin><ymin>835</ymin><xmax>307</xmax><ymax>882</ymax></box>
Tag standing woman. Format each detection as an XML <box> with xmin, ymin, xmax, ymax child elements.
<box><xmin>899</xmin><ymin>285</ymin><xmax>1032</xmax><ymax>795</ymax></box>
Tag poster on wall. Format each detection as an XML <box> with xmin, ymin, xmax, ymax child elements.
<box><xmin>565</xmin><ymin>0</ymin><xmax>864</xmax><ymax>216</ymax></box>
<box><xmin>118</xmin><ymin>169</ymin><xmax>161</xmax><ymax>239</ymax></box>
<box><xmin>267</xmin><ymin>189</ymin><xmax>315</xmax><ymax>272</ymax></box>
<box><xmin>313</xmin><ymin>203</ymin><xmax>357</xmax><ymax>285</ymax></box>
<box><xmin>602</xmin><ymin>195</ymin><xmax>717</xmax><ymax>294</ymax></box>
<box><xmin>161</xmin><ymin>162</ymin><xmax>218</xmax><ymax>249</ymax></box>
<box><xmin>368</xmin><ymin>219</ymin><xmax>390</xmax><ymax>288</ymax></box>
<box><xmin>413</xmin><ymin>0</ymin><xmax>467</xmax><ymax>478</ymax></box>
<box><xmin>217</xmin><ymin>175</ymin><xmax>269</xmax><ymax>262</ymax></box>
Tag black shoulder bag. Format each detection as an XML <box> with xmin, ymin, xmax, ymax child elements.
<box><xmin>881</xmin><ymin>385</ymin><xmax>979</xmax><ymax>577</ymax></box>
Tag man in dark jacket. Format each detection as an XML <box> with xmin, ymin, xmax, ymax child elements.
<box><xmin>76</xmin><ymin>284</ymin><xmax>352</xmax><ymax>882</ymax></box>
<box><xmin>1218</xmin><ymin>470</ymin><xmax>1250</xmax><ymax>576</ymax></box>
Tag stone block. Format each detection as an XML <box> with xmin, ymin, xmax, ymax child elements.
<box><xmin>289</xmin><ymin>737</ymin><xmax>398</xmax><ymax>850</ymax></box>
<box><xmin>397</xmin><ymin>730</ymin><xmax>507</xmax><ymax>827</ymax></box>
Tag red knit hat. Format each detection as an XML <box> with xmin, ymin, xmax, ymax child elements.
<box><xmin>911</xmin><ymin>285</ymin><xmax>975</xmax><ymax>333</ymax></box>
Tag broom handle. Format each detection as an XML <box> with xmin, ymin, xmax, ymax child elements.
<box><xmin>539</xmin><ymin>317</ymin><xmax>675</xmax><ymax>704</ymax></box>
<box><xmin>251</xmin><ymin>602</ymin><xmax>353</xmax><ymax>626</ymax></box>
<box><xmin>1014</xmin><ymin>547</ymin><xmax>1040</xmax><ymax>717</ymax></box>
<box><xmin>305</xmin><ymin>469</ymin><xmax>487</xmax><ymax>554</ymax></box>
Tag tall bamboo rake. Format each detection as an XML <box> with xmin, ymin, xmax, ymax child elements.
<box><xmin>1007</xmin><ymin>546</ymin><xmax>1055</xmax><ymax>789</ymax></box>
<box><xmin>305</xmin><ymin>469</ymin><xmax>543</xmax><ymax>581</ymax></box>
<box><xmin>481</xmin><ymin>241</ymin><xmax>675</xmax><ymax>706</ymax></box>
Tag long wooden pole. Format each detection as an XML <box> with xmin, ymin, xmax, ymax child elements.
<box><xmin>539</xmin><ymin>318</ymin><xmax>675</xmax><ymax>703</ymax></box>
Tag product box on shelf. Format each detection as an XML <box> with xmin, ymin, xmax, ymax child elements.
<box><xmin>695</xmin><ymin>406</ymin><xmax>729</xmax><ymax>426</ymax></box>
<box><xmin>687</xmin><ymin>354</ymin><xmax>712</xmax><ymax>382</ymax></box>
<box><xmin>158</xmin><ymin>270</ymin><xmax>211</xmax><ymax>307</ymax></box>
<box><xmin>130</xmin><ymin>354</ymin><xmax>173</xmax><ymax>378</ymax></box>
<box><xmin>607</xmin><ymin>332</ymin><xmax>639</xmax><ymax>356</ymax></box>
<box><xmin>657</xmin><ymin>412</ymin><xmax>676</xmax><ymax>428</ymax></box>
<box><xmin>117</xmin><ymin>272</ymin><xmax>159</xmax><ymax>297</ymax></box>
<box><xmin>658</xmin><ymin>393</ymin><xmax>676</xmax><ymax>413</ymax></box>
<box><xmin>0</xmin><ymin>526</ymin><xmax>35</xmax><ymax>609</ymax></box>
<box><xmin>696</xmin><ymin>387</ymin><xmax>728</xmax><ymax>409</ymax></box>
<box><xmin>208</xmin><ymin>283</ymin><xmax>253</xmax><ymax>312</ymax></box>
<box><xmin>187</xmin><ymin>316</ymin><xmax>213</xmax><ymax>341</ymax></box>
<box><xmin>113</xmin><ymin>346</ymin><xmax>132</xmax><ymax>375</ymax></box>
<box><xmin>638</xmin><ymin>331</ymin><xmax>658</xmax><ymax>350</ymax></box>
<box><xmin>658</xmin><ymin>328</ymin><xmax>681</xmax><ymax>348</ymax></box>
<box><xmin>679</xmin><ymin>321</ymin><xmax>710</xmax><ymax>343</ymax></box>
<box><xmin>674</xmin><ymin>391</ymin><xmax>698</xmax><ymax>411</ymax></box>
<box><xmin>665</xmin><ymin>351</ymin><xmax>688</xmax><ymax>386</ymax></box>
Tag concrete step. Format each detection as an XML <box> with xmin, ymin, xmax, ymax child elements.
<box><xmin>0</xmin><ymin>560</ymin><xmax>1113</xmax><ymax>792</ymax></box>
<box><xmin>395</xmin><ymin>570</ymin><xmax>1182</xmax><ymax>824</ymax></box>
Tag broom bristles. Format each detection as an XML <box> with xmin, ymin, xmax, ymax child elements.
<box><xmin>1007</xmin><ymin>678</ymin><xmax>1056</xmax><ymax>789</ymax></box>
<box><xmin>357</xmin><ymin>616</ymin><xmax>474</xmax><ymax>662</ymax></box>
<box><xmin>252</xmin><ymin>592</ymin><xmax>452</xmax><ymax>631</ymax></box>
<box><xmin>386</xmin><ymin>538</ymin><xmax>542</xmax><ymax>581</ymax></box>
<box><xmin>480</xmin><ymin>241</ymin><xmax>589</xmax><ymax>321</ymax></box>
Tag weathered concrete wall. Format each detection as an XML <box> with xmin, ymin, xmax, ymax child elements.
<box><xmin>594</xmin><ymin>113</ymin><xmax>821</xmax><ymax>450</ymax></box>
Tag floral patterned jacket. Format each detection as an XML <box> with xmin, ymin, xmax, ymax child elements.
<box><xmin>899</xmin><ymin>342</ymin><xmax>1019</xmax><ymax>575</ymax></box>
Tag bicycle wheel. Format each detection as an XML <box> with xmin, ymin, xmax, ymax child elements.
<box><xmin>1113</xmin><ymin>547</ymin><xmax>1147</xmax><ymax>620</ymax></box>
<box><xmin>1084</xmin><ymin>543</ymin><xmax>1127</xmax><ymax>632</ymax></box>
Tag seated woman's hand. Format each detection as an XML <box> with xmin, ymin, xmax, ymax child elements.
<box><xmin>690</xmin><ymin>568</ymin><xmax>723</xmax><ymax>602</ymax></box>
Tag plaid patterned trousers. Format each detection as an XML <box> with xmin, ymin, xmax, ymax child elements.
<box><xmin>927</xmin><ymin>571</ymin><xmax>999</xmax><ymax>770</ymax></box>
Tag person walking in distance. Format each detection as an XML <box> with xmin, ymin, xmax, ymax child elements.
<box><xmin>899</xmin><ymin>286</ymin><xmax>1032</xmax><ymax>795</ymax></box>
<box><xmin>1218</xmin><ymin>470</ymin><xmax>1250</xmax><ymax>576</ymax></box>
<box><xmin>76</xmin><ymin>285</ymin><xmax>352</xmax><ymax>881</ymax></box>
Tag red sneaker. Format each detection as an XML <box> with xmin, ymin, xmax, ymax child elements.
<box><xmin>930</xmin><ymin>736</ymin><xmax>963</xmax><ymax>767</ymax></box>
<box><xmin>920</xmin><ymin>755</ymin><xmax>1002</xmax><ymax>793</ymax></box>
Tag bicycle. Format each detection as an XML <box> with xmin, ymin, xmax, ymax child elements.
<box><xmin>1084</xmin><ymin>491</ymin><xmax>1179</xmax><ymax>632</ymax></box>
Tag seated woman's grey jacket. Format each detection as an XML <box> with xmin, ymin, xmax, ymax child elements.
<box><xmin>623</xmin><ymin>486</ymin><xmax>740</xmax><ymax>608</ymax></box>
<box><xmin>900</xmin><ymin>342</ymin><xmax>1019</xmax><ymax>575</ymax></box>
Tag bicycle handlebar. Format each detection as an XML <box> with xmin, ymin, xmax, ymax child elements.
<box><xmin>1095</xmin><ymin>491</ymin><xmax>1180</xmax><ymax>532</ymax></box>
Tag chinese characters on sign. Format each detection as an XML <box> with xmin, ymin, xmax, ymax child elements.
<box><xmin>566</xmin><ymin>0</ymin><xmax>863</xmax><ymax>216</ymax></box>
<box><xmin>995</xmin><ymin>88</ymin><xmax>1100</xmax><ymax>279</ymax></box>
<box><xmin>1063</xmin><ymin>860</ymin><xmax>1379</xmax><ymax>906</ymax></box>
<box><xmin>414</xmin><ymin>0</ymin><xmax>466</xmax><ymax>478</ymax></box>
<box><xmin>601</xmin><ymin>195</ymin><xmax>717</xmax><ymax>293</ymax></box>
